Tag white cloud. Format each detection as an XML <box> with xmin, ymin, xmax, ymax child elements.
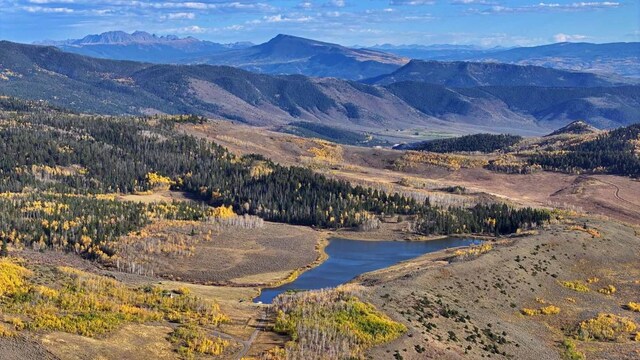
<box><xmin>553</xmin><ymin>33</ymin><xmax>588</xmax><ymax>42</ymax></box>
<box><xmin>390</xmin><ymin>0</ymin><xmax>435</xmax><ymax>5</ymax></box>
<box><xmin>166</xmin><ymin>12</ymin><xmax>195</xmax><ymax>20</ymax></box>
<box><xmin>167</xmin><ymin>25</ymin><xmax>206</xmax><ymax>33</ymax></box>
<box><xmin>472</xmin><ymin>1</ymin><xmax>621</xmax><ymax>14</ymax></box>
<box><xmin>264</xmin><ymin>14</ymin><xmax>313</xmax><ymax>23</ymax></box>
<box><xmin>23</xmin><ymin>5</ymin><xmax>74</xmax><ymax>13</ymax></box>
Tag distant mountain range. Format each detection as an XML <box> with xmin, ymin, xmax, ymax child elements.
<box><xmin>1</xmin><ymin>41</ymin><xmax>638</xmax><ymax>138</ymax></box>
<box><xmin>37</xmin><ymin>31</ymin><xmax>639</xmax><ymax>79</ymax></box>
<box><xmin>196</xmin><ymin>34</ymin><xmax>408</xmax><ymax>80</ymax></box>
<box><xmin>38</xmin><ymin>32</ymin><xmax>407</xmax><ymax>80</ymax></box>
<box><xmin>364</xmin><ymin>59</ymin><xmax>627</xmax><ymax>88</ymax></box>
<box><xmin>369</xmin><ymin>42</ymin><xmax>640</xmax><ymax>78</ymax></box>
<box><xmin>36</xmin><ymin>31</ymin><xmax>253</xmax><ymax>64</ymax></box>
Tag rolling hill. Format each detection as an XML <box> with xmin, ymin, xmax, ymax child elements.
<box><xmin>365</xmin><ymin>59</ymin><xmax>630</xmax><ymax>87</ymax></box>
<box><xmin>1</xmin><ymin>41</ymin><xmax>638</xmax><ymax>137</ymax></box>
<box><xmin>370</xmin><ymin>42</ymin><xmax>640</xmax><ymax>78</ymax></box>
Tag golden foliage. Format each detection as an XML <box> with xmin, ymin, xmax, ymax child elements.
<box><xmin>453</xmin><ymin>243</ymin><xmax>493</xmax><ymax>260</ymax></box>
<box><xmin>0</xmin><ymin>323</ymin><xmax>16</xmax><ymax>337</ymax></box>
<box><xmin>597</xmin><ymin>285</ymin><xmax>616</xmax><ymax>295</ymax></box>
<box><xmin>171</xmin><ymin>324</ymin><xmax>231</xmax><ymax>357</ymax></box>
<box><xmin>210</xmin><ymin>205</ymin><xmax>236</xmax><ymax>219</ymax></box>
<box><xmin>521</xmin><ymin>305</ymin><xmax>560</xmax><ymax>316</ymax></box>
<box><xmin>0</xmin><ymin>258</ymin><xmax>32</xmax><ymax>297</ymax></box>
<box><xmin>569</xmin><ymin>225</ymin><xmax>601</xmax><ymax>238</ymax></box>
<box><xmin>0</xmin><ymin>258</ymin><xmax>228</xmax><ymax>344</ymax></box>
<box><xmin>521</xmin><ymin>308</ymin><xmax>539</xmax><ymax>316</ymax></box>
<box><xmin>560</xmin><ymin>280</ymin><xmax>590</xmax><ymax>293</ymax></box>
<box><xmin>540</xmin><ymin>305</ymin><xmax>561</xmax><ymax>315</ymax></box>
<box><xmin>625</xmin><ymin>302</ymin><xmax>640</xmax><ymax>312</ymax></box>
<box><xmin>249</xmin><ymin>160</ymin><xmax>274</xmax><ymax>178</ymax></box>
<box><xmin>578</xmin><ymin>313</ymin><xmax>637</xmax><ymax>341</ymax></box>
<box><xmin>273</xmin><ymin>288</ymin><xmax>406</xmax><ymax>359</ymax></box>
<box><xmin>145</xmin><ymin>172</ymin><xmax>174</xmax><ymax>190</ymax></box>
<box><xmin>394</xmin><ymin>151</ymin><xmax>487</xmax><ymax>171</ymax></box>
<box><xmin>307</xmin><ymin>140</ymin><xmax>343</xmax><ymax>164</ymax></box>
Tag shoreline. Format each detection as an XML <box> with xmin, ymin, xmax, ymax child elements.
<box><xmin>251</xmin><ymin>231</ymin><xmax>331</xmax><ymax>301</ymax></box>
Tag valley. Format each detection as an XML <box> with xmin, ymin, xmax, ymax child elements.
<box><xmin>0</xmin><ymin>16</ymin><xmax>639</xmax><ymax>360</ymax></box>
<box><xmin>0</xmin><ymin>97</ymin><xmax>637</xmax><ymax>359</ymax></box>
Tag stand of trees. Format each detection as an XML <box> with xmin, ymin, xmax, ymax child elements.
<box><xmin>0</xmin><ymin>100</ymin><xmax>551</xmax><ymax>254</ymax></box>
<box><xmin>414</xmin><ymin>203</ymin><xmax>550</xmax><ymax>236</ymax></box>
<box><xmin>407</xmin><ymin>134</ymin><xmax>522</xmax><ymax>153</ymax></box>
<box><xmin>529</xmin><ymin>124</ymin><xmax>640</xmax><ymax>177</ymax></box>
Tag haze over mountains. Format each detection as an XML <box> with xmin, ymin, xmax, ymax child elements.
<box><xmin>365</xmin><ymin>59</ymin><xmax>625</xmax><ymax>88</ymax></box>
<box><xmin>37</xmin><ymin>31</ymin><xmax>253</xmax><ymax>64</ymax></box>
<box><xmin>1</xmin><ymin>40</ymin><xmax>638</xmax><ymax>138</ymax></box>
<box><xmin>38</xmin><ymin>31</ymin><xmax>639</xmax><ymax>79</ymax></box>
<box><xmin>370</xmin><ymin>42</ymin><xmax>640</xmax><ymax>78</ymax></box>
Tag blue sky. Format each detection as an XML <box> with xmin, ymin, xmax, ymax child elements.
<box><xmin>0</xmin><ymin>0</ymin><xmax>637</xmax><ymax>46</ymax></box>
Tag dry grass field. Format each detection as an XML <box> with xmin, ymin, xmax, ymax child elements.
<box><xmin>359</xmin><ymin>218</ymin><xmax>640</xmax><ymax>360</ymax></box>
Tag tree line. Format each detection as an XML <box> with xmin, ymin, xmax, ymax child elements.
<box><xmin>0</xmin><ymin>102</ymin><xmax>550</xmax><ymax>242</ymax></box>
<box><xmin>528</xmin><ymin>124</ymin><xmax>640</xmax><ymax>177</ymax></box>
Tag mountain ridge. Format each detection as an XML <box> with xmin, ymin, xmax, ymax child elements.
<box><xmin>364</xmin><ymin>59</ymin><xmax>632</xmax><ymax>88</ymax></box>
<box><xmin>1</xmin><ymin>41</ymin><xmax>638</xmax><ymax>138</ymax></box>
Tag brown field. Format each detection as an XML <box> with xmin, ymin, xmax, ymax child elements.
<box><xmin>115</xmin><ymin>220</ymin><xmax>325</xmax><ymax>286</ymax></box>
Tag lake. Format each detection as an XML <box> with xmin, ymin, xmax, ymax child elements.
<box><xmin>254</xmin><ymin>237</ymin><xmax>482</xmax><ymax>303</ymax></box>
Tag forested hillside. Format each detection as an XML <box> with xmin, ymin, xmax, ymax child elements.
<box><xmin>399</xmin><ymin>134</ymin><xmax>522</xmax><ymax>153</ymax></box>
<box><xmin>529</xmin><ymin>124</ymin><xmax>640</xmax><ymax>177</ymax></box>
<box><xmin>0</xmin><ymin>98</ymin><xmax>550</xmax><ymax>263</ymax></box>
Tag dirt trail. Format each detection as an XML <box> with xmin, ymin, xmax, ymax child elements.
<box><xmin>597</xmin><ymin>178</ymin><xmax>640</xmax><ymax>211</ymax></box>
<box><xmin>229</xmin><ymin>307</ymin><xmax>268</xmax><ymax>360</ymax></box>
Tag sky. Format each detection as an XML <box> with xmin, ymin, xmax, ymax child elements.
<box><xmin>0</xmin><ymin>0</ymin><xmax>638</xmax><ymax>47</ymax></box>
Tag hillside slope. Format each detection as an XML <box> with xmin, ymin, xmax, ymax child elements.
<box><xmin>365</xmin><ymin>59</ymin><xmax>630</xmax><ymax>87</ymax></box>
<box><xmin>370</xmin><ymin>42</ymin><xmax>640</xmax><ymax>78</ymax></box>
<box><xmin>1</xmin><ymin>41</ymin><xmax>639</xmax><ymax>136</ymax></box>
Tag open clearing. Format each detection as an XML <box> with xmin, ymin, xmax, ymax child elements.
<box><xmin>117</xmin><ymin>220</ymin><xmax>325</xmax><ymax>286</ymax></box>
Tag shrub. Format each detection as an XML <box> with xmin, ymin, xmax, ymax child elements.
<box><xmin>0</xmin><ymin>258</ymin><xmax>32</xmax><ymax>297</ymax></box>
<box><xmin>561</xmin><ymin>281</ymin><xmax>590</xmax><ymax>293</ymax></box>
<box><xmin>0</xmin><ymin>323</ymin><xmax>15</xmax><ymax>337</ymax></box>
<box><xmin>521</xmin><ymin>305</ymin><xmax>560</xmax><ymax>316</ymax></box>
<box><xmin>0</xmin><ymin>258</ymin><xmax>228</xmax><ymax>342</ymax></box>
<box><xmin>561</xmin><ymin>339</ymin><xmax>585</xmax><ymax>360</ymax></box>
<box><xmin>625</xmin><ymin>302</ymin><xmax>640</xmax><ymax>312</ymax></box>
<box><xmin>540</xmin><ymin>306</ymin><xmax>561</xmax><ymax>315</ymax></box>
<box><xmin>597</xmin><ymin>285</ymin><xmax>616</xmax><ymax>295</ymax></box>
<box><xmin>453</xmin><ymin>243</ymin><xmax>493</xmax><ymax>260</ymax></box>
<box><xmin>578</xmin><ymin>313</ymin><xmax>637</xmax><ymax>341</ymax></box>
<box><xmin>521</xmin><ymin>308</ymin><xmax>539</xmax><ymax>316</ymax></box>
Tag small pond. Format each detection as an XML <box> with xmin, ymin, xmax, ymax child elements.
<box><xmin>254</xmin><ymin>237</ymin><xmax>482</xmax><ymax>303</ymax></box>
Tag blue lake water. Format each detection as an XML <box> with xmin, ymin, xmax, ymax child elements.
<box><xmin>254</xmin><ymin>237</ymin><xmax>482</xmax><ymax>303</ymax></box>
